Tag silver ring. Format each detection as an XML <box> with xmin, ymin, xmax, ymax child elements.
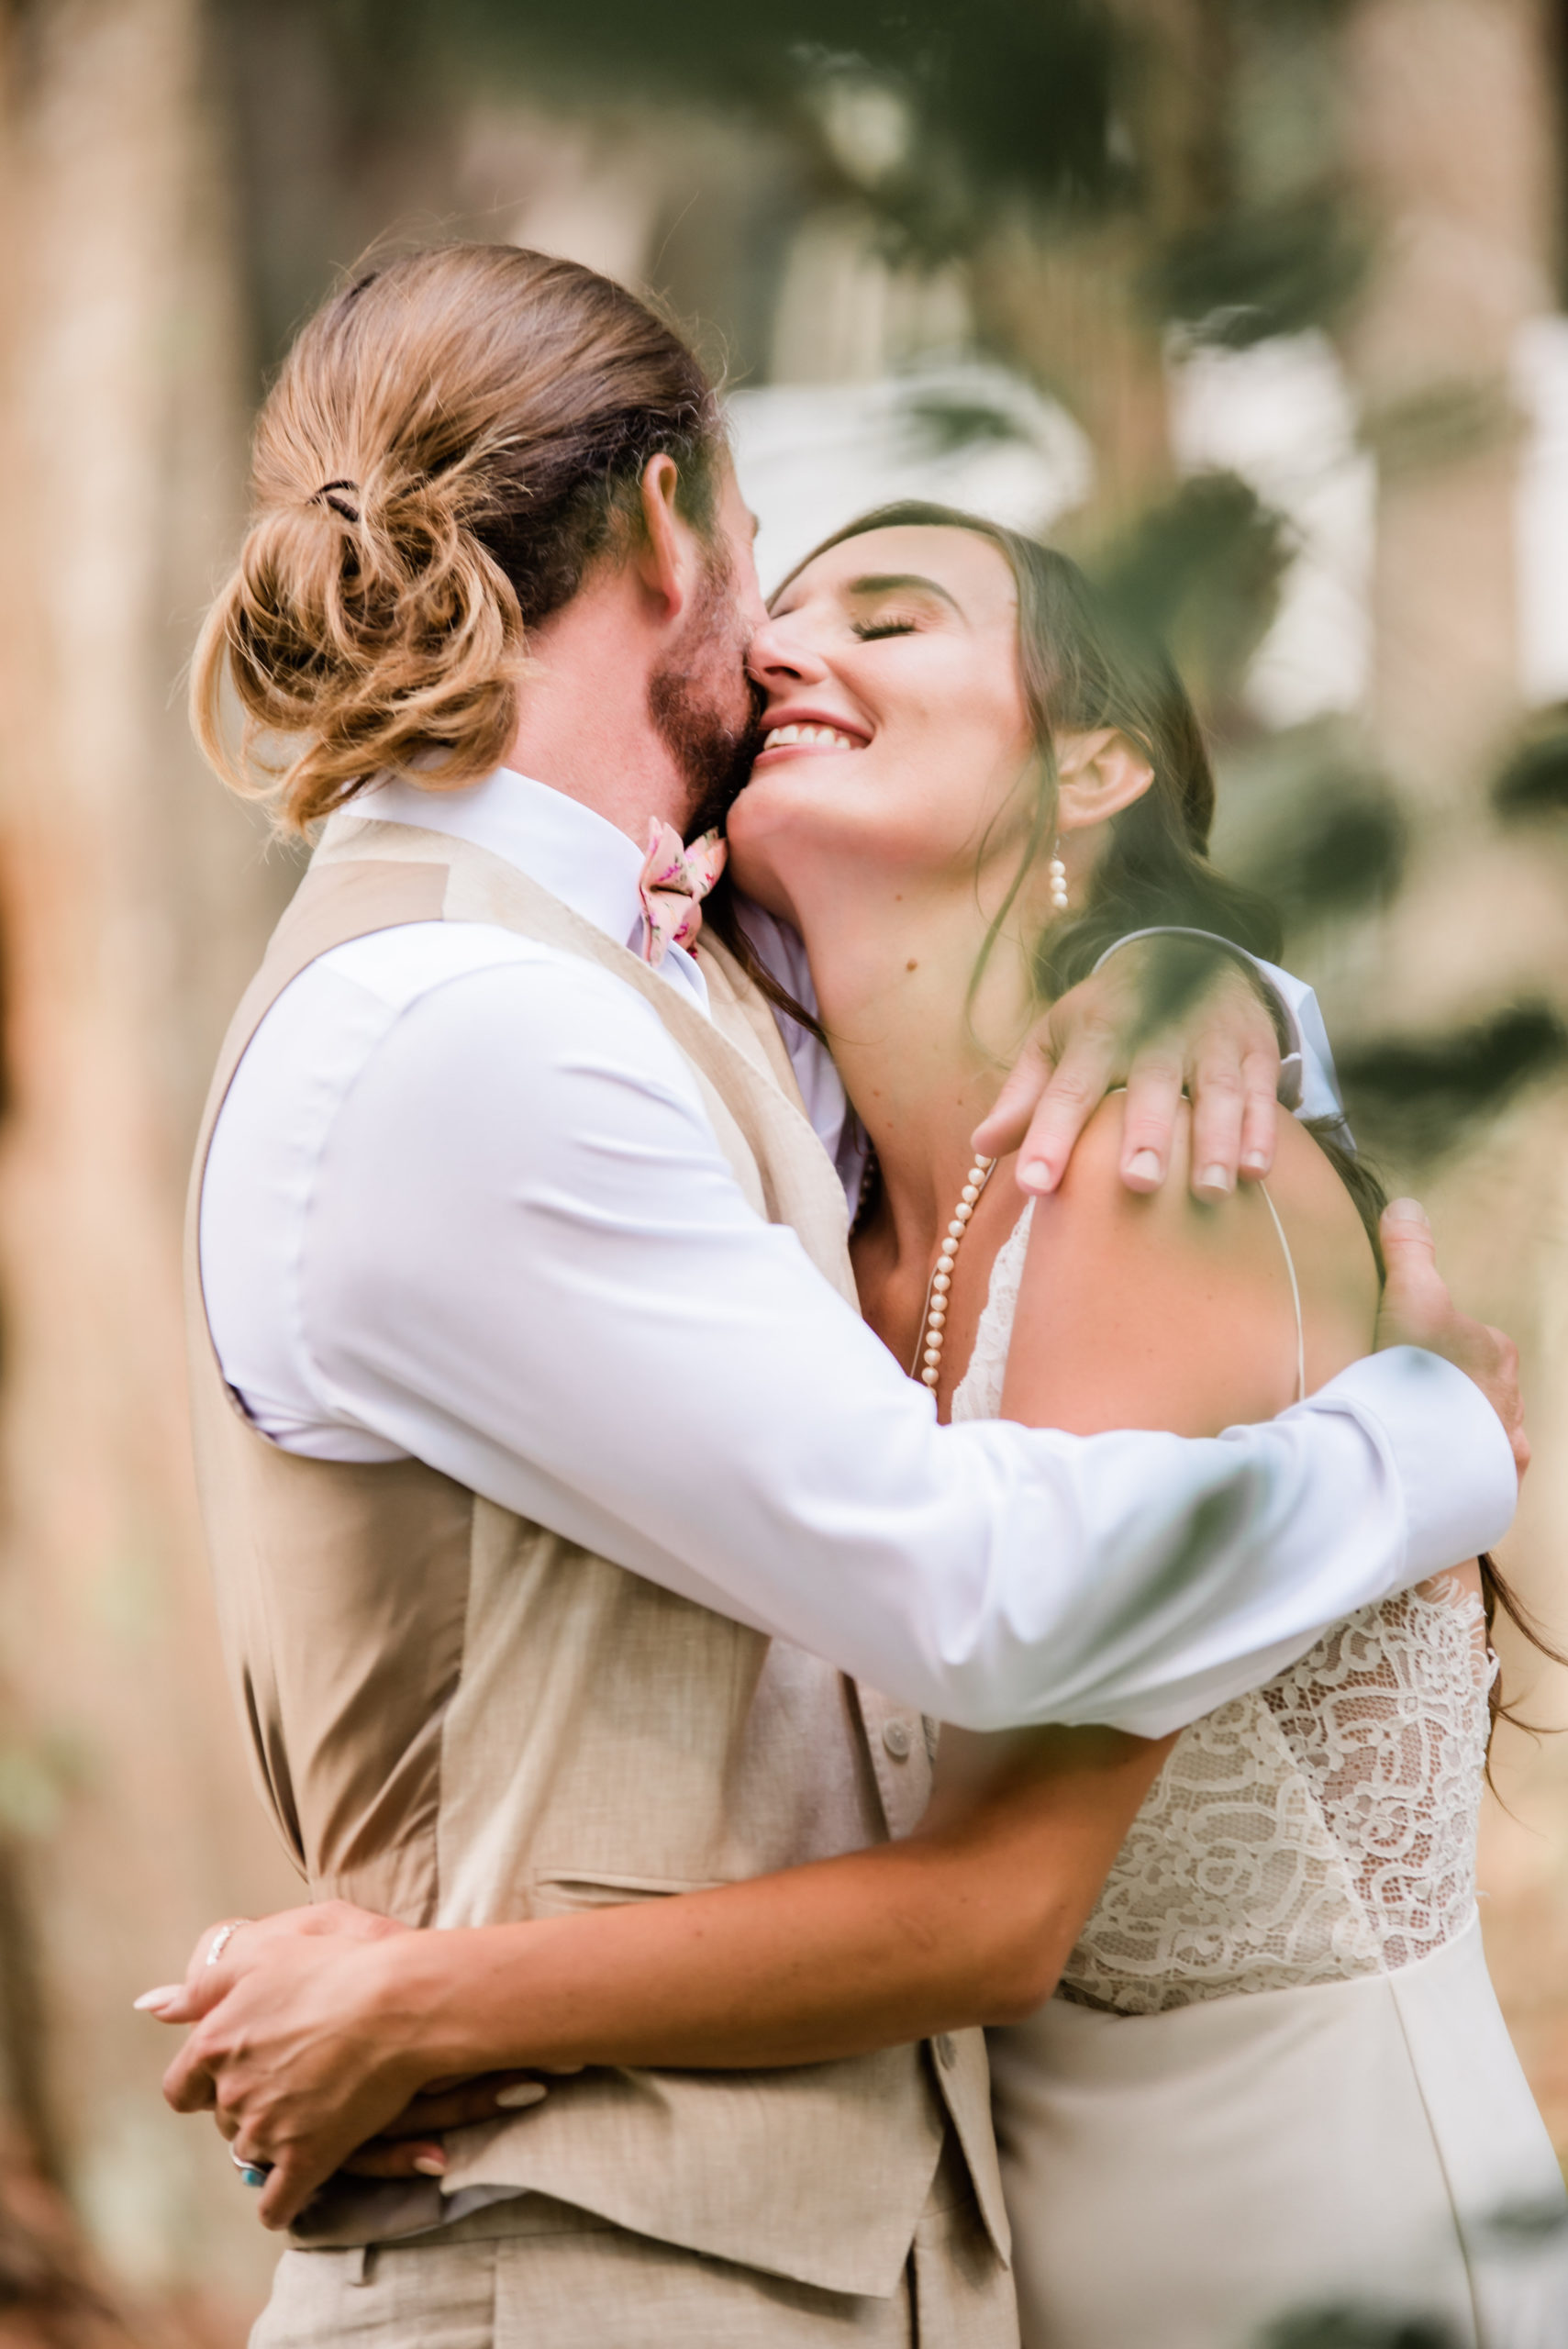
<box><xmin>229</xmin><ymin>2146</ymin><xmax>272</xmax><ymax>2188</ymax></box>
<box><xmin>206</xmin><ymin>1919</ymin><xmax>252</xmax><ymax>1969</ymax></box>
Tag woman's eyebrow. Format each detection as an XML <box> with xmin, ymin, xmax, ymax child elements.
<box><xmin>844</xmin><ymin>571</ymin><xmax>964</xmax><ymax>614</ymax></box>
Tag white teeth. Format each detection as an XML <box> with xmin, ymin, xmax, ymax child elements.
<box><xmin>762</xmin><ymin>723</ymin><xmax>862</xmax><ymax>751</ymax></box>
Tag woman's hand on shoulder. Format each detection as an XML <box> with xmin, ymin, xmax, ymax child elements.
<box><xmin>973</xmin><ymin>940</ymin><xmax>1283</xmax><ymax>1203</ymax></box>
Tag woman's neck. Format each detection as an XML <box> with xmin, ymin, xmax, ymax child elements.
<box><xmin>790</xmin><ymin>866</ymin><xmax>1035</xmax><ymax>1271</ymax></box>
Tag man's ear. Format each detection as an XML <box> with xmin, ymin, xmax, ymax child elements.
<box><xmin>1054</xmin><ymin>728</ymin><xmax>1155</xmax><ymax>831</ymax></box>
<box><xmin>635</xmin><ymin>453</ymin><xmax>697</xmax><ymax>619</ymax></box>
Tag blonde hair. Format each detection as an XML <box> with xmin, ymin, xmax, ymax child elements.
<box><xmin>192</xmin><ymin>244</ymin><xmax>722</xmax><ymax>832</ymax></box>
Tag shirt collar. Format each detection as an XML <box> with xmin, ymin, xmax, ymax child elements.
<box><xmin>360</xmin><ymin>767</ymin><xmax>709</xmax><ymax>1008</ymax></box>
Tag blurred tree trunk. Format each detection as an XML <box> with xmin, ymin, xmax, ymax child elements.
<box><xmin>970</xmin><ymin>0</ymin><xmax>1231</xmax><ymax>543</ymax></box>
<box><xmin>1342</xmin><ymin>0</ymin><xmax>1551</xmax><ymax>809</ymax></box>
<box><xmin>1327</xmin><ymin>0</ymin><xmax>1568</xmax><ymax>2160</ymax></box>
<box><xmin>1335</xmin><ymin>0</ymin><xmax>1558</xmax><ymax>1025</ymax></box>
<box><xmin>0</xmin><ymin>0</ymin><xmax>297</xmax><ymax>2332</ymax></box>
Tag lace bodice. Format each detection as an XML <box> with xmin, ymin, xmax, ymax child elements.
<box><xmin>951</xmin><ymin>1206</ymin><xmax>1493</xmax><ymax>2014</ymax></box>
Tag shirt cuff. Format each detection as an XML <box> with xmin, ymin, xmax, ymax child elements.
<box><xmin>1312</xmin><ymin>1345</ymin><xmax>1518</xmax><ymax>1581</ymax></box>
<box><xmin>1089</xmin><ymin>927</ymin><xmax>1305</xmax><ymax>1109</ymax></box>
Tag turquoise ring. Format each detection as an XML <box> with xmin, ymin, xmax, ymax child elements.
<box><xmin>230</xmin><ymin>2148</ymin><xmax>272</xmax><ymax>2189</ymax></box>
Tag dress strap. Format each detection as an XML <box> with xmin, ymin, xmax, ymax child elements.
<box><xmin>1258</xmin><ymin>1184</ymin><xmax>1307</xmax><ymax>1404</ymax></box>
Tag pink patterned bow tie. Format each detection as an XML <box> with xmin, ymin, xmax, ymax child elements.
<box><xmin>638</xmin><ymin>818</ymin><xmax>727</xmax><ymax>966</ymax></box>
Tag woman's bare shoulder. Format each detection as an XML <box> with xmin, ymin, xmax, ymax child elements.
<box><xmin>998</xmin><ymin>1096</ymin><xmax>1380</xmax><ymax>1438</ymax></box>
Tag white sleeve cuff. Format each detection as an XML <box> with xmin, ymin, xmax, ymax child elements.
<box><xmin>1308</xmin><ymin>1346</ymin><xmax>1518</xmax><ymax>1579</ymax></box>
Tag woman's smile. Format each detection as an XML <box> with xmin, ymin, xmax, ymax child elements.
<box><xmin>752</xmin><ymin>711</ymin><xmax>871</xmax><ymax>763</ymax></box>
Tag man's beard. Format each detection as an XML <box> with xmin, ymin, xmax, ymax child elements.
<box><xmin>649</xmin><ymin>551</ymin><xmax>764</xmax><ymax>838</ymax></box>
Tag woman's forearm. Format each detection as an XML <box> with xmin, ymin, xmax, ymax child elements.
<box><xmin>372</xmin><ymin>1729</ymin><xmax>1166</xmax><ymax>2080</ymax></box>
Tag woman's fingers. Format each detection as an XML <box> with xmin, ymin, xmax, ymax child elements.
<box><xmin>971</xmin><ymin>1034</ymin><xmax>1059</xmax><ymax>1173</ymax></box>
<box><xmin>134</xmin><ymin>1914</ymin><xmax>258</xmax><ymax>2024</ymax></box>
<box><xmin>1184</xmin><ymin>1054</ymin><xmax>1241</xmax><ymax>1200</ymax></box>
<box><xmin>1115</xmin><ymin>1045</ymin><xmax>1184</xmax><ymax>1193</ymax></box>
<box><xmin>375</xmin><ymin>2074</ymin><xmax>548</xmax><ymax>2138</ymax></box>
<box><xmin>1176</xmin><ymin>986</ymin><xmax>1278</xmax><ymax>1198</ymax></box>
<box><xmin>1005</xmin><ymin>1023</ymin><xmax>1120</xmax><ymax>1197</ymax></box>
<box><xmin>133</xmin><ymin>1984</ymin><xmax>188</xmax><ymax>2018</ymax></box>
<box><xmin>976</xmin><ymin>941</ymin><xmax>1287</xmax><ymax>1198</ymax></box>
<box><xmin>1236</xmin><ymin>1048</ymin><xmax>1281</xmax><ymax>1181</ymax></box>
<box><xmin>255</xmin><ymin>2149</ymin><xmax>339</xmax><ymax>2232</ymax></box>
<box><xmin>341</xmin><ymin>2138</ymin><xmax>449</xmax><ymax>2179</ymax></box>
<box><xmin>339</xmin><ymin>2070</ymin><xmax>554</xmax><ymax>2181</ymax></box>
<box><xmin>161</xmin><ymin>2031</ymin><xmax>219</xmax><ymax>2115</ymax></box>
<box><xmin>136</xmin><ymin>1902</ymin><xmax>413</xmax><ymax>2032</ymax></box>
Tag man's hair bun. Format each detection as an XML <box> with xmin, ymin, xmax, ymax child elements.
<box><xmin>192</xmin><ymin>244</ymin><xmax>722</xmax><ymax>831</ymax></box>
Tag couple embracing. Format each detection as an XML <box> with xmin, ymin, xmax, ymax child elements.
<box><xmin>140</xmin><ymin>245</ymin><xmax>1565</xmax><ymax>2347</ymax></box>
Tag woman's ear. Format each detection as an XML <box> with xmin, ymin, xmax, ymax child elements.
<box><xmin>1054</xmin><ymin>728</ymin><xmax>1155</xmax><ymax>832</ymax></box>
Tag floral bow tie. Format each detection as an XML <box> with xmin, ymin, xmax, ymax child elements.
<box><xmin>638</xmin><ymin>818</ymin><xmax>727</xmax><ymax>966</ymax></box>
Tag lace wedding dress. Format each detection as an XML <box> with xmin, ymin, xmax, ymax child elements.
<box><xmin>951</xmin><ymin>1203</ymin><xmax>1568</xmax><ymax>2349</ymax></box>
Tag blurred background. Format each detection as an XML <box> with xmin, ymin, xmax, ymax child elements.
<box><xmin>0</xmin><ymin>0</ymin><xmax>1564</xmax><ymax>2337</ymax></box>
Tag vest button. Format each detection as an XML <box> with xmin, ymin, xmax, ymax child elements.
<box><xmin>934</xmin><ymin>2033</ymin><xmax>958</xmax><ymax>2068</ymax></box>
<box><xmin>882</xmin><ymin>1717</ymin><xmax>913</xmax><ymax>1760</ymax></box>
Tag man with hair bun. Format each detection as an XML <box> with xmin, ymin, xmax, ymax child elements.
<box><xmin>151</xmin><ymin>244</ymin><xmax>1521</xmax><ymax>2347</ymax></box>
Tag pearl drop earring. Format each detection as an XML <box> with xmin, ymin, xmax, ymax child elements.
<box><xmin>1048</xmin><ymin>841</ymin><xmax>1070</xmax><ymax>914</ymax></box>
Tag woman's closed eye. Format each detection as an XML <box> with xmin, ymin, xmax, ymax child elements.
<box><xmin>851</xmin><ymin>616</ymin><xmax>920</xmax><ymax>641</ymax></box>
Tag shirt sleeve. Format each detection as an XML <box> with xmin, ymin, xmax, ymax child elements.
<box><xmin>292</xmin><ymin>956</ymin><xmax>1514</xmax><ymax>1736</ymax></box>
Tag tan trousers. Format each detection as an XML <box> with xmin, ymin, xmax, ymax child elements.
<box><xmin>250</xmin><ymin>2151</ymin><xmax>1017</xmax><ymax>2348</ymax></box>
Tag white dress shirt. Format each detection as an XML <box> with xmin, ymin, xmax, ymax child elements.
<box><xmin>198</xmin><ymin>769</ymin><xmax>1515</xmax><ymax>1738</ymax></box>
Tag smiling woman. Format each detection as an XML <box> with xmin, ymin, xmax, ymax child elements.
<box><xmin>740</xmin><ymin>500</ymin><xmax>1280</xmax><ymax>996</ymax></box>
<box><xmin>728</xmin><ymin>506</ymin><xmax>1296</xmax><ymax>1393</ymax></box>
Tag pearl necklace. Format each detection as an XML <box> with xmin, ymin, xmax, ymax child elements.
<box><xmin>911</xmin><ymin>1154</ymin><xmax>997</xmax><ymax>1386</ymax></box>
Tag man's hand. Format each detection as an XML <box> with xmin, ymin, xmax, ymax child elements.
<box><xmin>1377</xmin><ymin>1198</ymin><xmax>1529</xmax><ymax>1481</ymax></box>
<box><xmin>973</xmin><ymin>937</ymin><xmax>1283</xmax><ymax>1202</ymax></box>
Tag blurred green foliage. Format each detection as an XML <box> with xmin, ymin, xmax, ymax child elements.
<box><xmin>1097</xmin><ymin>472</ymin><xmax>1296</xmax><ymax>717</ymax></box>
<box><xmin>1151</xmin><ymin>193</ymin><xmax>1367</xmax><ymax>350</ymax></box>
<box><xmin>1338</xmin><ymin>1006</ymin><xmax>1568</xmax><ymax>1164</ymax></box>
<box><xmin>1494</xmin><ymin>716</ymin><xmax>1568</xmax><ymax>822</ymax></box>
<box><xmin>228</xmin><ymin>0</ymin><xmax>1124</xmax><ymax>237</ymax></box>
<box><xmin>1261</xmin><ymin>2310</ymin><xmax>1458</xmax><ymax>2349</ymax></box>
<box><xmin>1227</xmin><ymin>766</ymin><xmax>1407</xmax><ymax>930</ymax></box>
<box><xmin>215</xmin><ymin>0</ymin><xmax>1367</xmax><ymax>351</ymax></box>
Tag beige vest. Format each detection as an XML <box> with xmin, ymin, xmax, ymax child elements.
<box><xmin>184</xmin><ymin>813</ymin><xmax>1008</xmax><ymax>2297</ymax></box>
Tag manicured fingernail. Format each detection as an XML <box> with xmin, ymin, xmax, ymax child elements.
<box><xmin>1196</xmin><ymin>1164</ymin><xmax>1232</xmax><ymax>1197</ymax></box>
<box><xmin>1019</xmin><ymin>1158</ymin><xmax>1054</xmax><ymax>1193</ymax></box>
<box><xmin>1241</xmin><ymin>1152</ymin><xmax>1268</xmax><ymax>1174</ymax></box>
<box><xmin>413</xmin><ymin>2153</ymin><xmax>447</xmax><ymax>2176</ymax></box>
<box><xmin>1385</xmin><ymin>1197</ymin><xmax>1429</xmax><ymax>1229</ymax></box>
<box><xmin>133</xmin><ymin>1987</ymin><xmax>183</xmax><ymax>2013</ymax></box>
<box><xmin>1127</xmin><ymin>1150</ymin><xmax>1161</xmax><ymax>1184</ymax></box>
<box><xmin>495</xmin><ymin>2081</ymin><xmax>549</xmax><ymax>2110</ymax></box>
